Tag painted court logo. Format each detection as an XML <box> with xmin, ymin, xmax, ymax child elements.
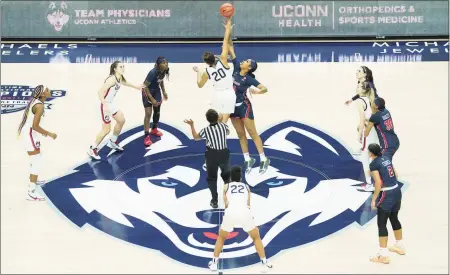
<box><xmin>42</xmin><ymin>121</ymin><xmax>404</xmax><ymax>270</ymax></box>
<box><xmin>1</xmin><ymin>85</ymin><xmax>67</xmax><ymax>114</ymax></box>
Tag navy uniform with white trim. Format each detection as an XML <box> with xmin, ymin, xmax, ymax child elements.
<box><xmin>370</xmin><ymin>153</ymin><xmax>401</xmax><ymax>213</ymax></box>
<box><xmin>368</xmin><ymin>98</ymin><xmax>400</xmax><ymax>160</ymax></box>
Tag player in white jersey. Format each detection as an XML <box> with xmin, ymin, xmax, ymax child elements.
<box><xmin>17</xmin><ymin>85</ymin><xmax>57</xmax><ymax>201</ymax></box>
<box><xmin>208</xmin><ymin>166</ymin><xmax>273</xmax><ymax>273</ymax></box>
<box><xmin>355</xmin><ymin>81</ymin><xmax>379</xmax><ymax>191</ymax></box>
<box><xmin>88</xmin><ymin>61</ymin><xmax>145</xmax><ymax>160</ymax></box>
<box><xmin>193</xmin><ymin>17</ymin><xmax>235</xmax><ymax>123</ymax></box>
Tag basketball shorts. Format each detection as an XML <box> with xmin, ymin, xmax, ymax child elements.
<box><xmin>22</xmin><ymin>127</ymin><xmax>41</xmax><ymax>152</ymax></box>
<box><xmin>230</xmin><ymin>100</ymin><xmax>254</xmax><ymax>120</ymax></box>
<box><xmin>142</xmin><ymin>89</ymin><xmax>162</xmax><ymax>108</ymax></box>
<box><xmin>210</xmin><ymin>89</ymin><xmax>236</xmax><ymax>114</ymax></box>
<box><xmin>221</xmin><ymin>207</ymin><xmax>256</xmax><ymax>233</ymax></box>
<box><xmin>377</xmin><ymin>185</ymin><xmax>402</xmax><ymax>213</ymax></box>
<box><xmin>100</xmin><ymin>102</ymin><xmax>118</xmax><ymax>124</ymax></box>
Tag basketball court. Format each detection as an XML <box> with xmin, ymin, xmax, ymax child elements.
<box><xmin>1</xmin><ymin>41</ymin><xmax>448</xmax><ymax>274</ymax></box>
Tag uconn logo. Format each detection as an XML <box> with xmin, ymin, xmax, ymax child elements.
<box><xmin>42</xmin><ymin>121</ymin><xmax>397</xmax><ymax>269</ymax></box>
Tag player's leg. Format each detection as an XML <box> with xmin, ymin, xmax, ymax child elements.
<box><xmin>231</xmin><ymin>117</ymin><xmax>255</xmax><ymax>173</ymax></box>
<box><xmin>209</xmin><ymin>216</ymin><xmax>233</xmax><ymax>271</ymax></box>
<box><xmin>243</xmin><ymin>114</ymin><xmax>270</xmax><ymax>174</ymax></box>
<box><xmin>107</xmin><ymin>110</ymin><xmax>125</xmax><ymax>151</ymax></box>
<box><xmin>247</xmin><ymin>226</ymin><xmax>273</xmax><ymax>271</ymax></box>
<box><xmin>25</xmin><ymin>134</ymin><xmax>45</xmax><ymax>201</ymax></box>
<box><xmin>388</xmin><ymin>195</ymin><xmax>405</xmax><ymax>255</ymax></box>
<box><xmin>142</xmin><ymin>90</ymin><xmax>154</xmax><ymax>146</ymax></box>
<box><xmin>88</xmin><ymin>104</ymin><xmax>112</xmax><ymax>160</ymax></box>
<box><xmin>150</xmin><ymin>103</ymin><xmax>163</xmax><ymax>136</ymax></box>
<box><xmin>205</xmin><ymin>150</ymin><xmax>220</xmax><ymax>208</ymax></box>
<box><xmin>370</xmin><ymin>200</ymin><xmax>391</xmax><ymax>264</ymax></box>
<box><xmin>221</xmin><ymin>113</ymin><xmax>231</xmax><ymax>123</ymax></box>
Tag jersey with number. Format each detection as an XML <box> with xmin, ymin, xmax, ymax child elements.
<box><xmin>23</xmin><ymin>100</ymin><xmax>44</xmax><ymax>134</ymax></box>
<box><xmin>225</xmin><ymin>181</ymin><xmax>250</xmax><ymax>209</ymax></box>
<box><xmin>205</xmin><ymin>60</ymin><xmax>233</xmax><ymax>91</ymax></box>
<box><xmin>369</xmin><ymin>155</ymin><xmax>398</xmax><ymax>187</ymax></box>
<box><xmin>369</xmin><ymin>108</ymin><xmax>399</xmax><ymax>149</ymax></box>
<box><xmin>358</xmin><ymin>96</ymin><xmax>372</xmax><ymax>120</ymax></box>
<box><xmin>104</xmin><ymin>75</ymin><xmax>121</xmax><ymax>103</ymax></box>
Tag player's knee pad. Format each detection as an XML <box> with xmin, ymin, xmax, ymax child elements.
<box><xmin>30</xmin><ymin>153</ymin><xmax>41</xmax><ymax>175</ymax></box>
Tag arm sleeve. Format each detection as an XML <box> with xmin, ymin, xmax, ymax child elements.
<box><xmin>232</xmin><ymin>58</ymin><xmax>239</xmax><ymax>73</ymax></box>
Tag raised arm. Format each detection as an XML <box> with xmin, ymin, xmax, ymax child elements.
<box><xmin>220</xmin><ymin>18</ymin><xmax>233</xmax><ymax>68</ymax></box>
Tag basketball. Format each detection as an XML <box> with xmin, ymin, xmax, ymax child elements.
<box><xmin>220</xmin><ymin>3</ymin><xmax>235</xmax><ymax>18</ymax></box>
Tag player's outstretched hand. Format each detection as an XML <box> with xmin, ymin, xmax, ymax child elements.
<box><xmin>183</xmin><ymin>119</ymin><xmax>194</xmax><ymax>125</ymax></box>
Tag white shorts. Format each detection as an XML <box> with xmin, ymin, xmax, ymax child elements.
<box><xmin>221</xmin><ymin>207</ymin><xmax>256</xmax><ymax>233</ymax></box>
<box><xmin>100</xmin><ymin>102</ymin><xmax>119</xmax><ymax>124</ymax></box>
<box><xmin>22</xmin><ymin>128</ymin><xmax>41</xmax><ymax>152</ymax></box>
<box><xmin>210</xmin><ymin>89</ymin><xmax>236</xmax><ymax>114</ymax></box>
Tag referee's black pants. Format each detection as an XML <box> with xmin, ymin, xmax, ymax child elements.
<box><xmin>205</xmin><ymin>148</ymin><xmax>230</xmax><ymax>203</ymax></box>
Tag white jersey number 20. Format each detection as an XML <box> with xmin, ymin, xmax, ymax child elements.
<box><xmin>211</xmin><ymin>68</ymin><xmax>226</xmax><ymax>82</ymax></box>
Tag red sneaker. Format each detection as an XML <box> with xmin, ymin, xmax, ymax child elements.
<box><xmin>150</xmin><ymin>128</ymin><xmax>163</xmax><ymax>137</ymax></box>
<box><xmin>144</xmin><ymin>135</ymin><xmax>152</xmax><ymax>146</ymax></box>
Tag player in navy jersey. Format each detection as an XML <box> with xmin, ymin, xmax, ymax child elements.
<box><xmin>142</xmin><ymin>57</ymin><xmax>170</xmax><ymax>147</ymax></box>
<box><xmin>227</xmin><ymin>40</ymin><xmax>270</xmax><ymax>174</ymax></box>
<box><xmin>345</xmin><ymin>66</ymin><xmax>379</xmax><ymax>106</ymax></box>
<box><xmin>368</xmin><ymin>143</ymin><xmax>405</xmax><ymax>264</ymax></box>
<box><xmin>364</xmin><ymin>97</ymin><xmax>400</xmax><ymax>161</ymax></box>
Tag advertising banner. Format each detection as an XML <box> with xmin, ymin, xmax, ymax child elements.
<box><xmin>1</xmin><ymin>1</ymin><xmax>448</xmax><ymax>38</ymax></box>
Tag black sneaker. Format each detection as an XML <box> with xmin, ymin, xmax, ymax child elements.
<box><xmin>210</xmin><ymin>200</ymin><xmax>218</xmax><ymax>209</ymax></box>
<box><xmin>244</xmin><ymin>157</ymin><xmax>256</xmax><ymax>174</ymax></box>
<box><xmin>259</xmin><ymin>158</ymin><xmax>271</xmax><ymax>174</ymax></box>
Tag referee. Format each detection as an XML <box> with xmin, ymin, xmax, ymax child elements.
<box><xmin>184</xmin><ymin>109</ymin><xmax>230</xmax><ymax>208</ymax></box>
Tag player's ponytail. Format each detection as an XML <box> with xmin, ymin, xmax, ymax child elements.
<box><xmin>17</xmin><ymin>85</ymin><xmax>45</xmax><ymax>138</ymax></box>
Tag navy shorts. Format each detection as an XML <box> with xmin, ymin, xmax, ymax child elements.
<box><xmin>377</xmin><ymin>187</ymin><xmax>402</xmax><ymax>213</ymax></box>
<box><xmin>142</xmin><ymin>89</ymin><xmax>162</xmax><ymax>108</ymax></box>
<box><xmin>231</xmin><ymin>100</ymin><xmax>254</xmax><ymax>120</ymax></box>
<box><xmin>382</xmin><ymin>145</ymin><xmax>399</xmax><ymax>160</ymax></box>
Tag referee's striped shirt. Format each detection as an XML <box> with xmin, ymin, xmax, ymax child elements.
<box><xmin>199</xmin><ymin>122</ymin><xmax>229</xmax><ymax>150</ymax></box>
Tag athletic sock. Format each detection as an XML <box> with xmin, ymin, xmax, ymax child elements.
<box><xmin>243</xmin><ymin>153</ymin><xmax>251</xmax><ymax>162</ymax></box>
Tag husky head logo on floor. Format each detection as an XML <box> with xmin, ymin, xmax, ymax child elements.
<box><xmin>43</xmin><ymin>121</ymin><xmax>402</xmax><ymax>270</ymax></box>
<box><xmin>47</xmin><ymin>1</ymin><xmax>70</xmax><ymax>32</ymax></box>
<box><xmin>1</xmin><ymin>85</ymin><xmax>67</xmax><ymax>114</ymax></box>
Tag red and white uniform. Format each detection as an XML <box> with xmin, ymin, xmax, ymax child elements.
<box><xmin>21</xmin><ymin>100</ymin><xmax>44</xmax><ymax>152</ymax></box>
<box><xmin>221</xmin><ymin>181</ymin><xmax>256</xmax><ymax>233</ymax></box>
<box><xmin>101</xmin><ymin>75</ymin><xmax>121</xmax><ymax>124</ymax></box>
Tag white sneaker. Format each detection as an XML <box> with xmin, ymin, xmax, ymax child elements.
<box><xmin>208</xmin><ymin>260</ymin><xmax>218</xmax><ymax>271</ymax></box>
<box><xmin>88</xmin><ymin>146</ymin><xmax>101</xmax><ymax>160</ymax></box>
<box><xmin>261</xmin><ymin>261</ymin><xmax>273</xmax><ymax>273</ymax></box>
<box><xmin>357</xmin><ymin>183</ymin><xmax>375</xmax><ymax>192</ymax></box>
<box><xmin>27</xmin><ymin>189</ymin><xmax>45</xmax><ymax>201</ymax></box>
<box><xmin>107</xmin><ymin>140</ymin><xmax>124</xmax><ymax>151</ymax></box>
